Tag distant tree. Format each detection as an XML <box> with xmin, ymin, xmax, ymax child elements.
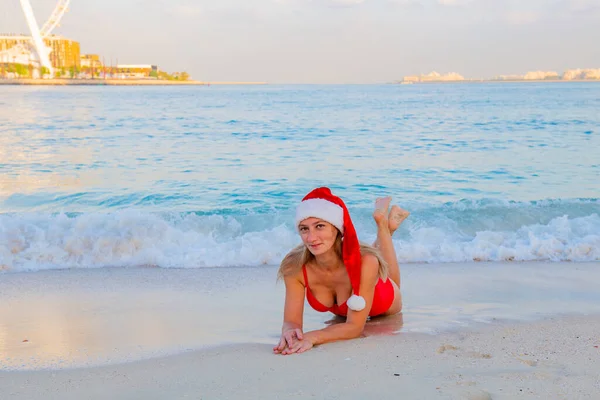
<box><xmin>14</xmin><ymin>63</ymin><xmax>29</xmax><ymax>77</ymax></box>
<box><xmin>158</xmin><ymin>71</ymin><xmax>174</xmax><ymax>80</ymax></box>
<box><xmin>69</xmin><ymin>66</ymin><xmax>80</xmax><ymax>78</ymax></box>
<box><xmin>41</xmin><ymin>66</ymin><xmax>50</xmax><ymax>76</ymax></box>
<box><xmin>153</xmin><ymin>70</ymin><xmax>190</xmax><ymax>81</ymax></box>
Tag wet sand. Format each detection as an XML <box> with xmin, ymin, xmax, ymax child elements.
<box><xmin>1</xmin><ymin>262</ymin><xmax>599</xmax><ymax>398</ymax></box>
<box><xmin>1</xmin><ymin>315</ymin><xmax>599</xmax><ymax>399</ymax></box>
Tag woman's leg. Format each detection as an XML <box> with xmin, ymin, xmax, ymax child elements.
<box><xmin>373</xmin><ymin>197</ymin><xmax>409</xmax><ymax>287</ymax></box>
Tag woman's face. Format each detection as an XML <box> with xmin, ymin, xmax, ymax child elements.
<box><xmin>298</xmin><ymin>218</ymin><xmax>339</xmax><ymax>256</ymax></box>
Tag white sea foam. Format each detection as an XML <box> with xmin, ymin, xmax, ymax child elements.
<box><xmin>396</xmin><ymin>214</ymin><xmax>600</xmax><ymax>263</ymax></box>
<box><xmin>1</xmin><ymin>209</ymin><xmax>599</xmax><ymax>272</ymax></box>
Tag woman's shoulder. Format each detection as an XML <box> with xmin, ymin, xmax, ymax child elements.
<box><xmin>360</xmin><ymin>253</ymin><xmax>380</xmax><ymax>275</ymax></box>
<box><xmin>361</xmin><ymin>252</ymin><xmax>379</xmax><ymax>265</ymax></box>
<box><xmin>283</xmin><ymin>263</ymin><xmax>305</xmax><ymax>284</ymax></box>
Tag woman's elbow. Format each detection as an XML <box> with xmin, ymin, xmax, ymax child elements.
<box><xmin>345</xmin><ymin>323</ymin><xmax>364</xmax><ymax>339</ymax></box>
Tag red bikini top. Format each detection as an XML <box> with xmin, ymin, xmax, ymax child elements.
<box><xmin>302</xmin><ymin>265</ymin><xmax>349</xmax><ymax>316</ymax></box>
<box><xmin>301</xmin><ymin>264</ymin><xmax>396</xmax><ymax>317</ymax></box>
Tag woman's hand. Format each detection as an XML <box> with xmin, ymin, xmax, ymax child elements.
<box><xmin>280</xmin><ymin>338</ymin><xmax>314</xmax><ymax>355</ymax></box>
<box><xmin>276</xmin><ymin>331</ymin><xmax>316</xmax><ymax>355</ymax></box>
<box><xmin>273</xmin><ymin>328</ymin><xmax>304</xmax><ymax>354</ymax></box>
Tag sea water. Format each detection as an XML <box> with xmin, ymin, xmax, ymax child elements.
<box><xmin>1</xmin><ymin>83</ymin><xmax>599</xmax><ymax>370</ymax></box>
<box><xmin>1</xmin><ymin>83</ymin><xmax>599</xmax><ymax>271</ymax></box>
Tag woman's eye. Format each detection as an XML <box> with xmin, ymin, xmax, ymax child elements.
<box><xmin>316</xmin><ymin>224</ymin><xmax>325</xmax><ymax>228</ymax></box>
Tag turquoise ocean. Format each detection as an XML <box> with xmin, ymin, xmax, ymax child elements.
<box><xmin>1</xmin><ymin>83</ymin><xmax>600</xmax><ymax>370</ymax></box>
<box><xmin>1</xmin><ymin>83</ymin><xmax>599</xmax><ymax>272</ymax></box>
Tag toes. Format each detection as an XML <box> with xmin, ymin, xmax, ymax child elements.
<box><xmin>374</xmin><ymin>196</ymin><xmax>392</xmax><ymax>214</ymax></box>
<box><xmin>390</xmin><ymin>205</ymin><xmax>409</xmax><ymax>218</ymax></box>
<box><xmin>388</xmin><ymin>206</ymin><xmax>409</xmax><ymax>230</ymax></box>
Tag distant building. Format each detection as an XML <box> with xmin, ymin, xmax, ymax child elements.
<box><xmin>115</xmin><ymin>64</ymin><xmax>158</xmax><ymax>78</ymax></box>
<box><xmin>0</xmin><ymin>34</ymin><xmax>80</xmax><ymax>69</ymax></box>
<box><xmin>401</xmin><ymin>71</ymin><xmax>465</xmax><ymax>83</ymax></box>
<box><xmin>80</xmin><ymin>54</ymin><xmax>102</xmax><ymax>69</ymax></box>
<box><xmin>402</xmin><ymin>75</ymin><xmax>420</xmax><ymax>83</ymax></box>
<box><xmin>491</xmin><ymin>74</ymin><xmax>525</xmax><ymax>81</ymax></box>
<box><xmin>562</xmin><ymin>68</ymin><xmax>600</xmax><ymax>80</ymax></box>
<box><xmin>523</xmin><ymin>70</ymin><xmax>559</xmax><ymax>80</ymax></box>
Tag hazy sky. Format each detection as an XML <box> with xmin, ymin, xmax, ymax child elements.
<box><xmin>1</xmin><ymin>0</ymin><xmax>599</xmax><ymax>83</ymax></box>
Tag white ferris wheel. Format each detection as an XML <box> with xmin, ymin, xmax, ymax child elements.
<box><xmin>1</xmin><ymin>0</ymin><xmax>71</xmax><ymax>75</ymax></box>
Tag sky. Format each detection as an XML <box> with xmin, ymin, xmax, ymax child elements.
<box><xmin>1</xmin><ymin>0</ymin><xmax>599</xmax><ymax>83</ymax></box>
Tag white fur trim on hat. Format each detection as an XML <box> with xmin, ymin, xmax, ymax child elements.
<box><xmin>346</xmin><ymin>294</ymin><xmax>366</xmax><ymax>311</ymax></box>
<box><xmin>295</xmin><ymin>198</ymin><xmax>344</xmax><ymax>233</ymax></box>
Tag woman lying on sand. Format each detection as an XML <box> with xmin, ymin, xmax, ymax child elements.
<box><xmin>274</xmin><ymin>187</ymin><xmax>409</xmax><ymax>355</ymax></box>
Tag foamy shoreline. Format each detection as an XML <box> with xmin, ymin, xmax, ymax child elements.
<box><xmin>1</xmin><ymin>315</ymin><xmax>599</xmax><ymax>399</ymax></box>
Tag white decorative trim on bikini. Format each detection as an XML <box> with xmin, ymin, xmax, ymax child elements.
<box><xmin>346</xmin><ymin>294</ymin><xmax>366</xmax><ymax>311</ymax></box>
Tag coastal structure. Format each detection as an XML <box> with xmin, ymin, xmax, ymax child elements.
<box><xmin>115</xmin><ymin>64</ymin><xmax>158</xmax><ymax>78</ymax></box>
<box><xmin>0</xmin><ymin>34</ymin><xmax>80</xmax><ymax>71</ymax></box>
<box><xmin>402</xmin><ymin>69</ymin><xmax>600</xmax><ymax>84</ymax></box>
<box><xmin>562</xmin><ymin>68</ymin><xmax>600</xmax><ymax>80</ymax></box>
<box><xmin>401</xmin><ymin>71</ymin><xmax>465</xmax><ymax>83</ymax></box>
<box><xmin>0</xmin><ymin>1</ymin><xmax>260</xmax><ymax>85</ymax></box>
<box><xmin>1</xmin><ymin>35</ymin><xmax>162</xmax><ymax>81</ymax></box>
<box><xmin>0</xmin><ymin>0</ymin><xmax>72</xmax><ymax>76</ymax></box>
<box><xmin>523</xmin><ymin>70</ymin><xmax>559</xmax><ymax>80</ymax></box>
<box><xmin>0</xmin><ymin>0</ymin><xmax>172</xmax><ymax>82</ymax></box>
<box><xmin>492</xmin><ymin>74</ymin><xmax>529</xmax><ymax>81</ymax></box>
<box><xmin>80</xmin><ymin>54</ymin><xmax>102</xmax><ymax>69</ymax></box>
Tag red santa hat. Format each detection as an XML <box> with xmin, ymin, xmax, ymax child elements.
<box><xmin>295</xmin><ymin>187</ymin><xmax>366</xmax><ymax>312</ymax></box>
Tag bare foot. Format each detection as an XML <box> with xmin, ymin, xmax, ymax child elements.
<box><xmin>388</xmin><ymin>205</ymin><xmax>410</xmax><ymax>234</ymax></box>
<box><xmin>373</xmin><ymin>196</ymin><xmax>392</xmax><ymax>225</ymax></box>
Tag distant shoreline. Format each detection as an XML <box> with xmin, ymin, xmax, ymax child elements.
<box><xmin>396</xmin><ymin>79</ymin><xmax>600</xmax><ymax>84</ymax></box>
<box><xmin>2</xmin><ymin>78</ymin><xmax>599</xmax><ymax>86</ymax></box>
<box><xmin>0</xmin><ymin>78</ymin><xmax>268</xmax><ymax>86</ymax></box>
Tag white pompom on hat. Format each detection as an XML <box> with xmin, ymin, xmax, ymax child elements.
<box><xmin>295</xmin><ymin>187</ymin><xmax>365</xmax><ymax>312</ymax></box>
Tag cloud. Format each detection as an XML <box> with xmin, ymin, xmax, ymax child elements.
<box><xmin>565</xmin><ymin>0</ymin><xmax>600</xmax><ymax>12</ymax></box>
<box><xmin>331</xmin><ymin>0</ymin><xmax>366</xmax><ymax>4</ymax></box>
<box><xmin>272</xmin><ymin>0</ymin><xmax>366</xmax><ymax>4</ymax></box>
<box><xmin>434</xmin><ymin>0</ymin><xmax>548</xmax><ymax>25</ymax></box>
<box><xmin>437</xmin><ymin>0</ymin><xmax>472</xmax><ymax>5</ymax></box>
<box><xmin>505</xmin><ymin>11</ymin><xmax>540</xmax><ymax>24</ymax></box>
<box><xmin>438</xmin><ymin>0</ymin><xmax>468</xmax><ymax>6</ymax></box>
<box><xmin>171</xmin><ymin>5</ymin><xmax>204</xmax><ymax>18</ymax></box>
<box><xmin>271</xmin><ymin>0</ymin><xmax>419</xmax><ymax>8</ymax></box>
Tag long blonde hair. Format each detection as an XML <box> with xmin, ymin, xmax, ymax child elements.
<box><xmin>277</xmin><ymin>233</ymin><xmax>388</xmax><ymax>281</ymax></box>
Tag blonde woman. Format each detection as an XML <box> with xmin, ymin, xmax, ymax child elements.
<box><xmin>274</xmin><ymin>187</ymin><xmax>409</xmax><ymax>355</ymax></box>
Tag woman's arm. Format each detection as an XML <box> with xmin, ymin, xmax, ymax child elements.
<box><xmin>282</xmin><ymin>255</ymin><xmax>380</xmax><ymax>354</ymax></box>
<box><xmin>273</xmin><ymin>272</ymin><xmax>306</xmax><ymax>353</ymax></box>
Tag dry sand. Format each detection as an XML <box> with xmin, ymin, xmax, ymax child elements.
<box><xmin>0</xmin><ymin>315</ymin><xmax>599</xmax><ymax>399</ymax></box>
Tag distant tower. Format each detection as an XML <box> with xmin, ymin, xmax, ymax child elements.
<box><xmin>19</xmin><ymin>0</ymin><xmax>53</xmax><ymax>74</ymax></box>
<box><xmin>12</xmin><ymin>0</ymin><xmax>71</xmax><ymax>76</ymax></box>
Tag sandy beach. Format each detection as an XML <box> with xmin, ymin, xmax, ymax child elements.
<box><xmin>1</xmin><ymin>262</ymin><xmax>599</xmax><ymax>399</ymax></box>
<box><xmin>1</xmin><ymin>315</ymin><xmax>599</xmax><ymax>399</ymax></box>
